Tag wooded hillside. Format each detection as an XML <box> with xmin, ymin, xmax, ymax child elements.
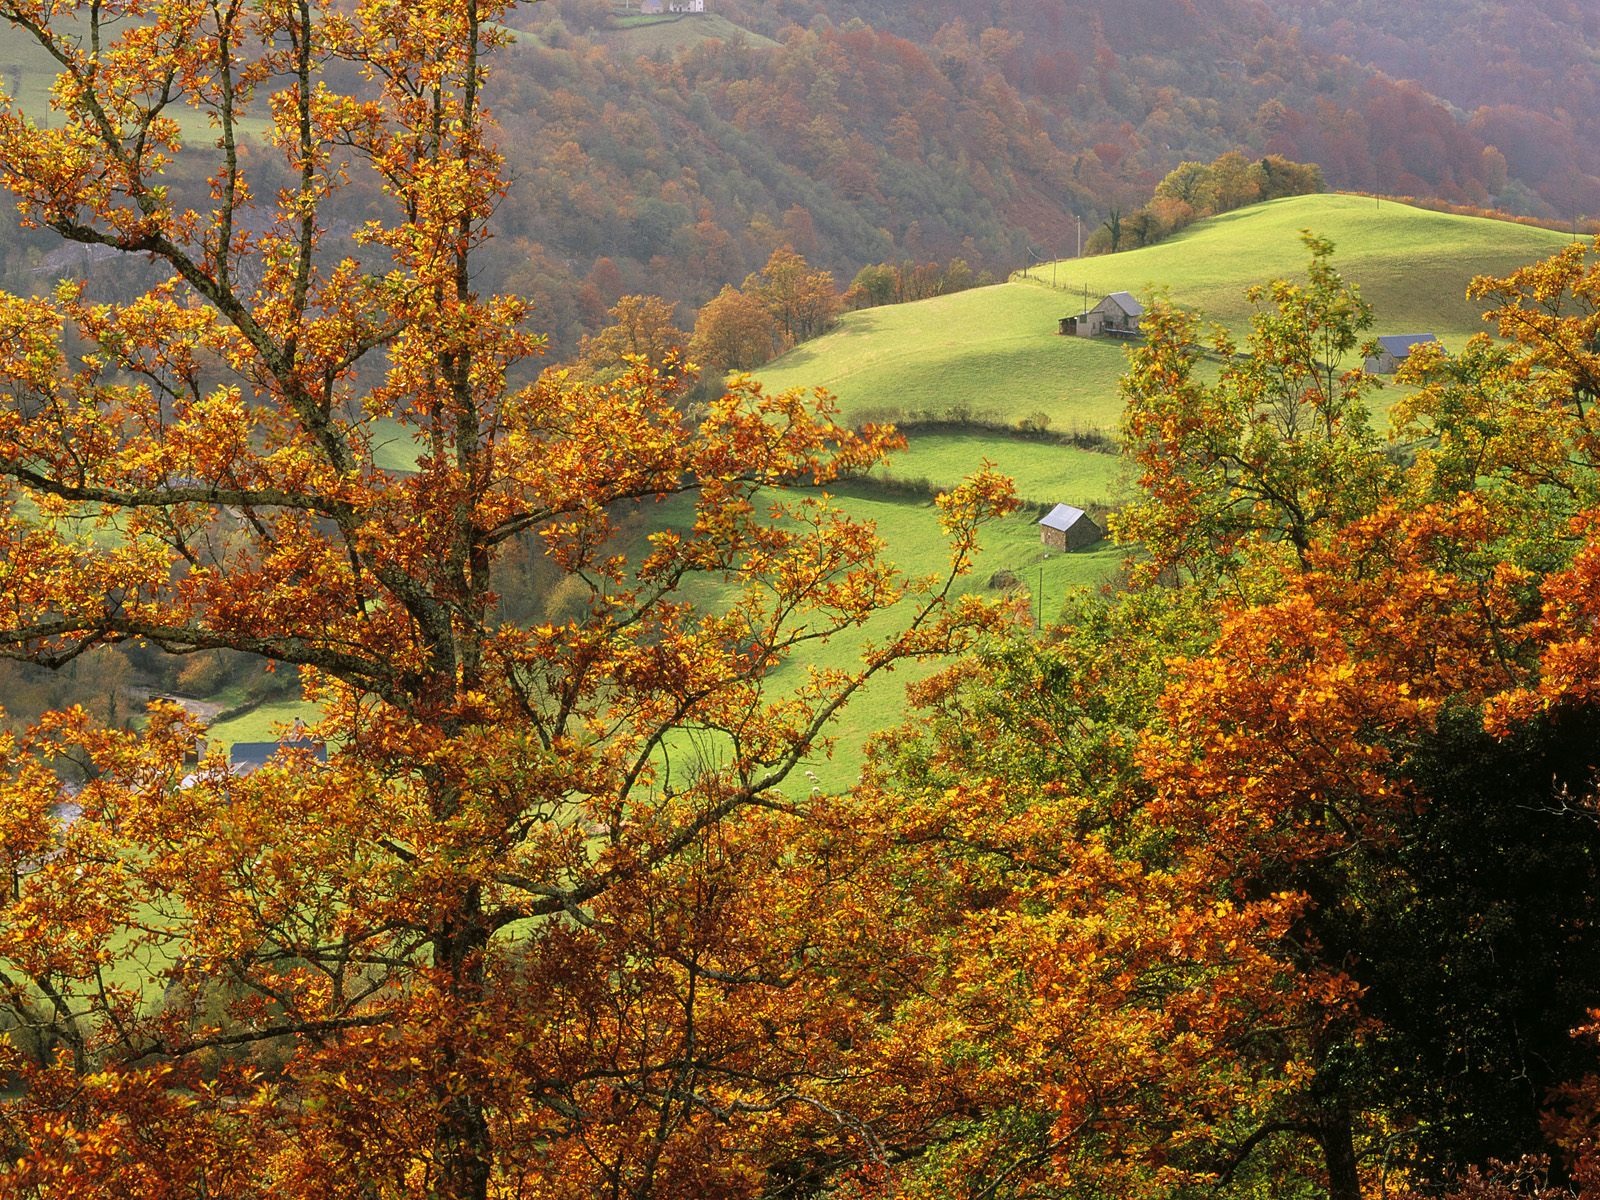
<box><xmin>0</xmin><ymin>0</ymin><xmax>1588</xmax><ymax>360</ymax></box>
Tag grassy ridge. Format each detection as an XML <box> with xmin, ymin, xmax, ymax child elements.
<box><xmin>762</xmin><ymin>285</ymin><xmax>1135</xmax><ymax>435</ymax></box>
<box><xmin>759</xmin><ymin>195</ymin><xmax>1575</xmax><ymax>432</ymax></box>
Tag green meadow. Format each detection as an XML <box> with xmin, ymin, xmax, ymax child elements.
<box><xmin>759</xmin><ymin>194</ymin><xmax>1574</xmax><ymax>433</ymax></box>
<box><xmin>0</xmin><ymin>23</ymin><xmax>272</xmax><ymax>140</ymax></box>
<box><xmin>761</xmin><ymin>284</ymin><xmax>1136</xmax><ymax>435</ymax></box>
<box><xmin>876</xmin><ymin>432</ymin><xmax>1125</xmax><ymax>508</ymax></box>
<box><xmin>622</xmin><ymin>480</ymin><xmax>1124</xmax><ymax>792</ymax></box>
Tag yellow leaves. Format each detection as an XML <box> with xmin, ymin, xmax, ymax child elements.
<box><xmin>0</xmin><ymin>3</ymin><xmax>1032</xmax><ymax>1194</ymax></box>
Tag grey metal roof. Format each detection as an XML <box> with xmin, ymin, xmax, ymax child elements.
<box><xmin>229</xmin><ymin>741</ymin><xmax>327</xmax><ymax>772</ymax></box>
<box><xmin>1376</xmin><ymin>333</ymin><xmax>1438</xmax><ymax>356</ymax></box>
<box><xmin>1103</xmin><ymin>291</ymin><xmax>1143</xmax><ymax>316</ymax></box>
<box><xmin>1039</xmin><ymin>503</ymin><xmax>1089</xmax><ymax>532</ymax></box>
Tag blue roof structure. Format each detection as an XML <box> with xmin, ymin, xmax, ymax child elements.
<box><xmin>1039</xmin><ymin>503</ymin><xmax>1090</xmax><ymax>532</ymax></box>
<box><xmin>229</xmin><ymin>741</ymin><xmax>327</xmax><ymax>773</ymax></box>
<box><xmin>1376</xmin><ymin>333</ymin><xmax>1438</xmax><ymax>357</ymax></box>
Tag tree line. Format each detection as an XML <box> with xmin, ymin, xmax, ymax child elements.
<box><xmin>1090</xmin><ymin>151</ymin><xmax>1326</xmax><ymax>253</ymax></box>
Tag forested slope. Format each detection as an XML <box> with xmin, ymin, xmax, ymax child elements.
<box><xmin>1269</xmin><ymin>0</ymin><xmax>1600</xmax><ymax>216</ymax></box>
<box><xmin>1</xmin><ymin>0</ymin><xmax>1593</xmax><ymax>360</ymax></box>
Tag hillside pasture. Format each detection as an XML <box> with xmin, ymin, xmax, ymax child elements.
<box><xmin>759</xmin><ymin>195</ymin><xmax>1575</xmax><ymax>431</ymax></box>
<box><xmin>760</xmin><ymin>285</ymin><xmax>1135</xmax><ymax>434</ymax></box>
<box><xmin>622</xmin><ymin>481</ymin><xmax>1123</xmax><ymax>791</ymax></box>
<box><xmin>0</xmin><ymin>21</ymin><xmax>272</xmax><ymax>140</ymax></box>
<box><xmin>776</xmin><ymin>488</ymin><xmax>1124</xmax><ymax>791</ymax></box>
<box><xmin>876</xmin><ymin>431</ymin><xmax>1127</xmax><ymax>508</ymax></box>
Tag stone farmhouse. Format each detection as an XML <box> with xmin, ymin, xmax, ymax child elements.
<box><xmin>1058</xmin><ymin>292</ymin><xmax>1143</xmax><ymax>339</ymax></box>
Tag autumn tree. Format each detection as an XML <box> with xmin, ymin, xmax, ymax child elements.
<box><xmin>820</xmin><ymin>595</ymin><xmax>1313</xmax><ymax>1200</ymax></box>
<box><xmin>573</xmin><ymin>292</ymin><xmax>688</xmax><ymax>382</ymax></box>
<box><xmin>743</xmin><ymin>246</ymin><xmax>841</xmax><ymax>344</ymax></box>
<box><xmin>1109</xmin><ymin>235</ymin><xmax>1600</xmax><ymax>1195</ymax></box>
<box><xmin>1116</xmin><ymin>233</ymin><xmax>1393</xmax><ymax>585</ymax></box>
<box><xmin>0</xmin><ymin>3</ymin><xmax>1013</xmax><ymax>1198</ymax></box>
<box><xmin>688</xmin><ymin>283</ymin><xmax>781</xmax><ymax>374</ymax></box>
<box><xmin>803</xmin><ymin>233</ymin><xmax>1600</xmax><ymax>1200</ymax></box>
<box><xmin>1101</xmin><ymin>206</ymin><xmax>1124</xmax><ymax>253</ymax></box>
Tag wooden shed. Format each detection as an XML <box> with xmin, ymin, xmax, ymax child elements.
<box><xmin>1038</xmin><ymin>503</ymin><xmax>1103</xmax><ymax>552</ymax></box>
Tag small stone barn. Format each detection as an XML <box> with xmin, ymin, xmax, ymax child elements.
<box><xmin>1038</xmin><ymin>503</ymin><xmax>1104</xmax><ymax>552</ymax></box>
<box><xmin>1059</xmin><ymin>292</ymin><xmax>1143</xmax><ymax>339</ymax></box>
<box><xmin>1364</xmin><ymin>333</ymin><xmax>1438</xmax><ymax>374</ymax></box>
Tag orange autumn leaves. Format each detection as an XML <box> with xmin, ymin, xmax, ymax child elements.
<box><xmin>0</xmin><ymin>0</ymin><xmax>1017</xmax><ymax>1196</ymax></box>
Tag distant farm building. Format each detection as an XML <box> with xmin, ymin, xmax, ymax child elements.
<box><xmin>1038</xmin><ymin>504</ymin><xmax>1104</xmax><ymax>552</ymax></box>
<box><xmin>1059</xmin><ymin>292</ymin><xmax>1143</xmax><ymax>339</ymax></box>
<box><xmin>1365</xmin><ymin>333</ymin><xmax>1439</xmax><ymax>374</ymax></box>
<box><xmin>229</xmin><ymin>739</ymin><xmax>327</xmax><ymax>775</ymax></box>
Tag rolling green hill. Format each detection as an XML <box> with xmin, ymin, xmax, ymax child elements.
<box><xmin>737</xmin><ymin>194</ymin><xmax>1582</xmax><ymax>788</ymax></box>
<box><xmin>758</xmin><ymin>195</ymin><xmax>1575</xmax><ymax>435</ymax></box>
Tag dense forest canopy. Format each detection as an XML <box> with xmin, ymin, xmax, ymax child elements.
<box><xmin>1269</xmin><ymin>0</ymin><xmax>1600</xmax><ymax>216</ymax></box>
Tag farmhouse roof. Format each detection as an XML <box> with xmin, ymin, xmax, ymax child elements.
<box><xmin>229</xmin><ymin>740</ymin><xmax>327</xmax><ymax>773</ymax></box>
<box><xmin>1039</xmin><ymin>503</ymin><xmax>1091</xmax><ymax>532</ymax></box>
<box><xmin>1102</xmin><ymin>291</ymin><xmax>1143</xmax><ymax>316</ymax></box>
<box><xmin>1376</xmin><ymin>333</ymin><xmax>1438</xmax><ymax>357</ymax></box>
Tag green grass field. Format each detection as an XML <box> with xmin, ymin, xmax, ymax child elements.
<box><xmin>776</xmin><ymin>491</ymin><xmax>1124</xmax><ymax>791</ymax></box>
<box><xmin>758</xmin><ymin>195</ymin><xmax>1575</xmax><ymax>431</ymax></box>
<box><xmin>206</xmin><ymin>696</ymin><xmax>323</xmax><ymax>748</ymax></box>
<box><xmin>877</xmin><ymin>432</ymin><xmax>1127</xmax><ymax>507</ymax></box>
<box><xmin>0</xmin><ymin>24</ymin><xmax>272</xmax><ymax>140</ymax></box>
<box><xmin>761</xmin><ymin>284</ymin><xmax>1138</xmax><ymax>434</ymax></box>
<box><xmin>628</xmin><ymin>482</ymin><xmax>1124</xmax><ymax>791</ymax></box>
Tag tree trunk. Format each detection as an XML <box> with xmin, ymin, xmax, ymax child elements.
<box><xmin>1316</xmin><ymin>1104</ymin><xmax>1361</xmax><ymax>1200</ymax></box>
<box><xmin>433</xmin><ymin>887</ymin><xmax>493</xmax><ymax>1200</ymax></box>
